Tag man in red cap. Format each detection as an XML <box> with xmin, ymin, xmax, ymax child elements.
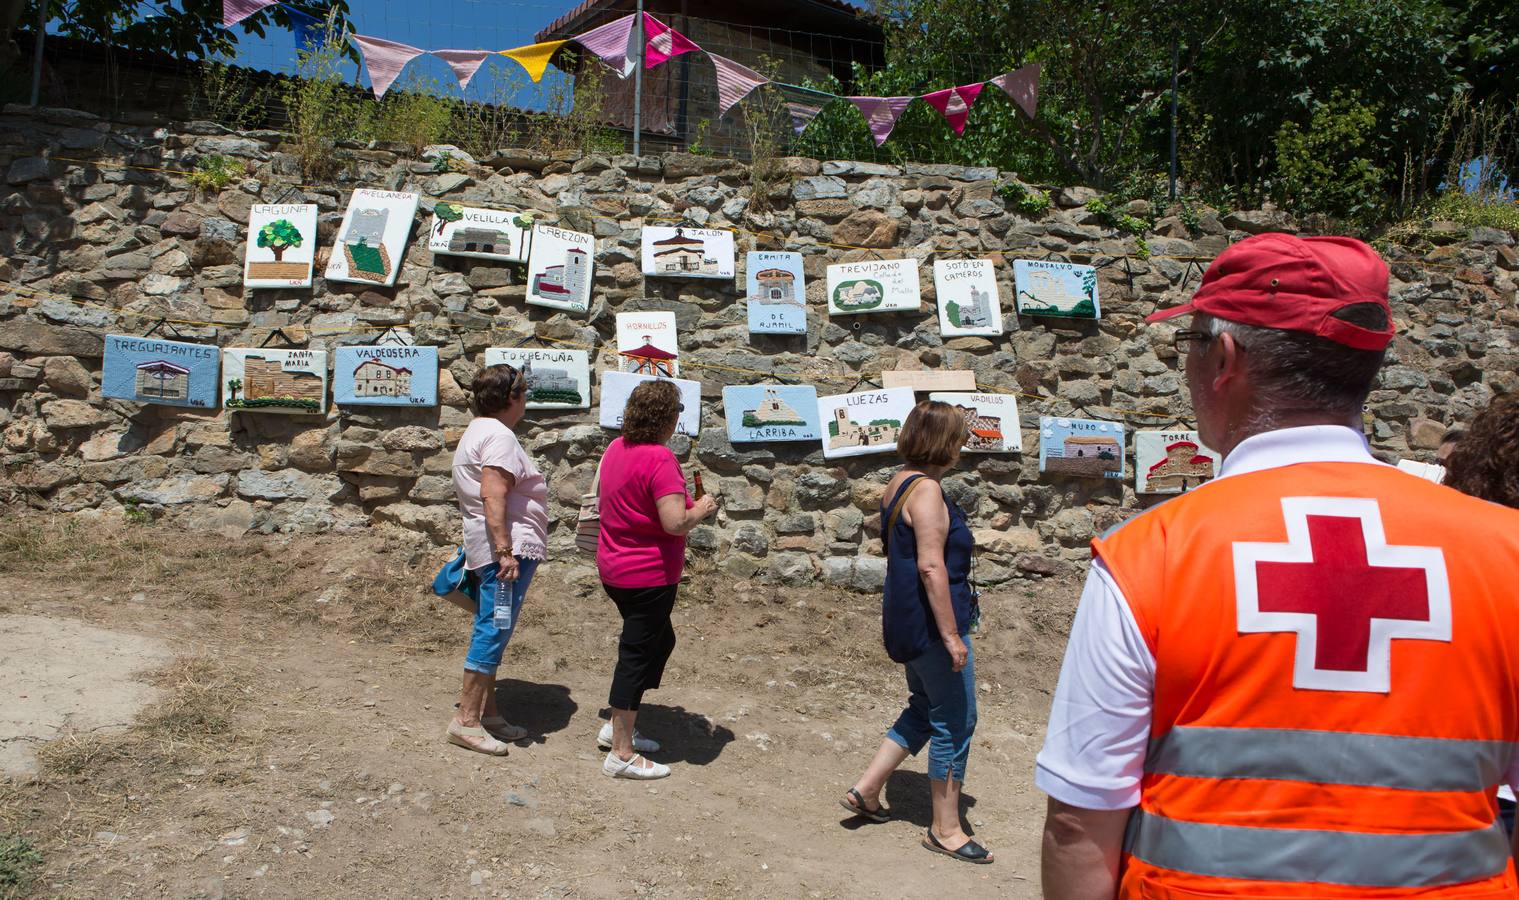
<box><xmin>1038</xmin><ymin>233</ymin><xmax>1519</xmax><ymax>898</ymax></box>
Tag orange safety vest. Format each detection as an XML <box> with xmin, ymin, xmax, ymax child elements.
<box><xmin>1094</xmin><ymin>461</ymin><xmax>1519</xmax><ymax>898</ymax></box>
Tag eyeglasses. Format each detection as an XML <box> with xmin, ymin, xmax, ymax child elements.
<box><xmin>1172</xmin><ymin>330</ymin><xmax>1212</xmax><ymax>355</ymax></box>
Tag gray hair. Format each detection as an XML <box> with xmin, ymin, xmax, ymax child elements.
<box><xmin>1201</xmin><ymin>304</ymin><xmax>1388</xmax><ymax>429</ymax></box>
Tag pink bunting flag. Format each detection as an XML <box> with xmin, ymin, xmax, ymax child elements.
<box><xmin>989</xmin><ymin>63</ymin><xmax>1041</xmax><ymax>119</ymax></box>
<box><xmin>573</xmin><ymin>13</ymin><xmax>640</xmax><ymax>78</ymax></box>
<box><xmin>350</xmin><ymin>34</ymin><xmax>427</xmax><ymax>99</ymax></box>
<box><xmin>222</xmin><ymin>0</ymin><xmax>276</xmax><ymax>27</ymax></box>
<box><xmin>921</xmin><ymin>83</ymin><xmax>984</xmax><ymax>135</ymax></box>
<box><xmin>786</xmin><ymin>100</ymin><xmax>824</xmax><ymax>135</ymax></box>
<box><xmin>642</xmin><ymin>13</ymin><xmax>700</xmax><ymax>69</ymax></box>
<box><xmin>848</xmin><ymin>96</ymin><xmax>912</xmax><ymax>147</ymax></box>
<box><xmin>710</xmin><ymin>53</ymin><xmax>767</xmax><ymax>118</ymax></box>
<box><xmin>432</xmin><ymin>49</ymin><xmax>493</xmax><ymax>92</ymax></box>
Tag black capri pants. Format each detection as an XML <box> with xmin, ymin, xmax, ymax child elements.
<box><xmin>604</xmin><ymin>583</ymin><xmax>679</xmax><ymax>711</ymax></box>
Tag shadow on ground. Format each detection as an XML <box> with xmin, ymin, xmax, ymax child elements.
<box><xmin>494</xmin><ymin>678</ymin><xmax>577</xmax><ymax>744</ymax></box>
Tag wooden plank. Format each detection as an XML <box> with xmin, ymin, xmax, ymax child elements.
<box><xmin>880</xmin><ymin>369</ymin><xmax>976</xmax><ymax>392</ymax></box>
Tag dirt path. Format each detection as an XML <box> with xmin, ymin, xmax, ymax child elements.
<box><xmin>0</xmin><ymin>521</ymin><xmax>1076</xmax><ymax>898</ymax></box>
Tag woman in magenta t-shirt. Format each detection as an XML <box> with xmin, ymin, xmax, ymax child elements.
<box><xmin>595</xmin><ymin>380</ymin><xmax>717</xmax><ymax>780</ymax></box>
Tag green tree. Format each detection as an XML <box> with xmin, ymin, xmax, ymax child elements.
<box><xmin>226</xmin><ymin>378</ymin><xmax>242</xmax><ymax>402</ymax></box>
<box><xmin>433</xmin><ymin>201</ymin><xmax>464</xmax><ymax>236</ymax></box>
<box><xmin>257</xmin><ymin>218</ymin><xmax>303</xmax><ymax>261</ymax></box>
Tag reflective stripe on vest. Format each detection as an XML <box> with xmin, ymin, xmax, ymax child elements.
<box><xmin>1126</xmin><ymin>810</ymin><xmax>1512</xmax><ymax>888</ymax></box>
<box><xmin>1147</xmin><ymin>726</ymin><xmax>1515</xmax><ymax>792</ymax></box>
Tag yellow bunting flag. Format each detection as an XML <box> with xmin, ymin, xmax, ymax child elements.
<box><xmin>500</xmin><ymin>40</ymin><xmax>567</xmax><ymax>83</ymax></box>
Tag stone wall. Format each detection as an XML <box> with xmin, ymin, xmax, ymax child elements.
<box><xmin>2</xmin><ymin>105</ymin><xmax>1516</xmax><ymax>590</ymax></box>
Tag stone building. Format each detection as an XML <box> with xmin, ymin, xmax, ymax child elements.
<box><xmin>448</xmin><ymin>226</ymin><xmax>512</xmax><ymax>255</ymax></box>
<box><xmin>652</xmin><ymin>230</ymin><xmax>716</xmax><ymax>274</ymax></box>
<box><xmin>343</xmin><ymin>208</ymin><xmax>389</xmax><ymax>245</ymax></box>
<box><xmin>753</xmin><ymin>269</ymin><xmax>798</xmax><ymax>304</ymax></box>
<box><xmin>243</xmin><ymin>357</ymin><xmax>324</xmax><ymax>402</ymax></box>
<box><xmin>532</xmin><ymin>247</ymin><xmax>590</xmax><ymax>300</ymax></box>
<box><xmin>746</xmin><ymin>390</ymin><xmax>806</xmax><ymax>425</ymax></box>
<box><xmin>352</xmin><ymin>358</ymin><xmax>413</xmax><ymax>398</ymax></box>
<box><xmin>1145</xmin><ymin>439</ymin><xmax>1215</xmax><ymax>491</ymax></box>
<box><xmin>828</xmin><ymin>406</ymin><xmax>899</xmax><ymax>449</ymax></box>
<box><xmin>956</xmin><ymin>285</ymin><xmax>993</xmax><ymax>328</ymax></box>
<box><xmin>953</xmin><ymin>404</ymin><xmax>1004</xmax><ymax>451</ymax></box>
<box><xmin>1062</xmin><ymin>435</ymin><xmax>1120</xmax><ymax>460</ymax></box>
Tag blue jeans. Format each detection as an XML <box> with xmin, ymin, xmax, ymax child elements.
<box><xmin>886</xmin><ymin>636</ymin><xmax>977</xmax><ymax>782</ymax></box>
<box><xmin>463</xmin><ymin>557</ymin><xmax>540</xmax><ymax>675</ymax></box>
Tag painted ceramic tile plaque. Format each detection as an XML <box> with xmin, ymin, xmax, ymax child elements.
<box><xmin>615</xmin><ymin>311</ymin><xmax>679</xmax><ymax>376</ymax></box>
<box><xmin>641</xmin><ymin>226</ymin><xmax>735</xmax><ymax>279</ymax></box>
<box><xmin>222</xmin><ymin>348</ymin><xmax>328</xmax><ymax>415</ymax></box>
<box><xmin>929</xmin><ymin>392</ymin><xmax>1022</xmax><ymax>453</ymax></box>
<box><xmin>483</xmin><ymin>347</ymin><xmax>591</xmax><ymax>409</ymax></box>
<box><xmin>101</xmin><ymin>334</ymin><xmax>221</xmax><ymax>409</ymax></box>
<box><xmin>324</xmin><ymin>188</ymin><xmax>420</xmax><ymax>287</ymax></box>
<box><xmin>817</xmin><ymin>387</ymin><xmax>916</xmax><ymax>459</ymax></box>
<box><xmin>600</xmin><ymin>371</ymin><xmax>701</xmax><ymax>437</ymax></box>
<box><xmin>1013</xmin><ymin>259</ymin><xmax>1100</xmax><ymax>319</ymax></box>
<box><xmin>722</xmin><ymin>385</ymin><xmax>821</xmax><ymax>443</ymax></box>
<box><xmin>1039</xmin><ymin>416</ymin><xmax>1124</xmax><ymax>479</ymax></box>
<box><xmin>332</xmin><ymin>345</ymin><xmax>438</xmax><ymax>407</ymax></box>
<box><xmin>745</xmin><ymin>251</ymin><xmax>807</xmax><ymax>334</ymax></box>
<box><xmin>244</xmin><ymin>204</ymin><xmax>318</xmax><ymax>288</ymax></box>
<box><xmin>427</xmin><ymin>202</ymin><xmax>531</xmax><ymax>263</ymax></box>
<box><xmin>933</xmin><ymin>259</ymin><xmax>1004</xmax><ymax>336</ymax></box>
<box><xmin>1134</xmin><ymin>430</ymin><xmax>1221</xmax><ymax>493</ymax></box>
<box><xmin>826</xmin><ymin>258</ymin><xmax>921</xmax><ymax>316</ymax></box>
<box><xmin>525</xmin><ymin>224</ymin><xmax>595</xmax><ymax>313</ymax></box>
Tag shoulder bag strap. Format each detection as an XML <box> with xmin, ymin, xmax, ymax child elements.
<box><xmin>883</xmin><ymin>474</ymin><xmax>928</xmax><ymax>553</ymax></box>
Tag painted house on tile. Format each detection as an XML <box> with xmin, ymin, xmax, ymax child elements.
<box><xmin>828</xmin><ymin>405</ymin><xmax>900</xmax><ymax>449</ymax></box>
<box><xmin>955</xmin><ymin>403</ymin><xmax>1005</xmax><ymax>451</ymax></box>
<box><xmin>621</xmin><ymin>337</ymin><xmax>679</xmax><ymax>376</ymax></box>
<box><xmin>134</xmin><ymin>359</ymin><xmax>190</xmax><ymax>401</ymax></box>
<box><xmin>1144</xmin><ymin>439</ymin><xmax>1215</xmax><ymax>491</ymax></box>
<box><xmin>244</xmin><ymin>356</ymin><xmax>324</xmax><ymax>404</ymax></box>
<box><xmin>531</xmin><ymin>247</ymin><xmax>591</xmax><ymax>299</ymax></box>
<box><xmin>650</xmin><ymin>229</ymin><xmax>718</xmax><ymax>275</ymax></box>
<box><xmin>352</xmin><ymin>357</ymin><xmax>413</xmax><ymax>398</ymax></box>
<box><xmin>754</xmin><ymin>268</ymin><xmax>798</xmax><ymax>303</ymax></box>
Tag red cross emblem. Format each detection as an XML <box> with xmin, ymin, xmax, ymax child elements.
<box><xmin>1233</xmin><ymin>497</ymin><xmax>1450</xmax><ymax>693</ymax></box>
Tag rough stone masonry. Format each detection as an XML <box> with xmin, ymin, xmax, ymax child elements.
<box><xmin>2</xmin><ymin>105</ymin><xmax>1516</xmax><ymax>590</ymax></box>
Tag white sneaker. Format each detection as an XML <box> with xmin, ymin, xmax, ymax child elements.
<box><xmin>602</xmin><ymin>751</ymin><xmax>670</xmax><ymax>780</ymax></box>
<box><xmin>597</xmin><ymin>722</ymin><xmax>660</xmax><ymax>753</ymax></box>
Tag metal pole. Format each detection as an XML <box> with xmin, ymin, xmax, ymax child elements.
<box><xmin>1168</xmin><ymin>35</ymin><xmax>1178</xmax><ymax>202</ymax></box>
<box><xmin>29</xmin><ymin>1</ymin><xmax>46</xmax><ymax>107</ymax></box>
<box><xmin>632</xmin><ymin>0</ymin><xmax>644</xmax><ymax>157</ymax></box>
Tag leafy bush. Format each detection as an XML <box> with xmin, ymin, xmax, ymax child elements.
<box><xmin>0</xmin><ymin>833</ymin><xmax>42</xmax><ymax>895</ymax></box>
<box><xmin>1273</xmin><ymin>91</ymin><xmax>1387</xmax><ymax>224</ymax></box>
<box><xmin>185</xmin><ymin>153</ymin><xmax>242</xmax><ymax>194</ymax></box>
<box><xmin>998</xmin><ymin>181</ymin><xmax>1050</xmax><ymax>217</ymax></box>
<box><xmin>282</xmin><ymin>32</ymin><xmax>373</xmax><ymax>179</ymax></box>
<box><xmin>190</xmin><ymin>58</ymin><xmax>270</xmax><ymax>129</ymax></box>
<box><xmin>374</xmin><ymin>74</ymin><xmax>454</xmax><ymax>154</ymax></box>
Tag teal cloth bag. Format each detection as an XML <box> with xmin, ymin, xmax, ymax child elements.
<box><xmin>432</xmin><ymin>547</ymin><xmax>478</xmax><ymax>614</ymax></box>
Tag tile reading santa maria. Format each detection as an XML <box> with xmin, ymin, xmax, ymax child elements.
<box><xmin>928</xmin><ymin>392</ymin><xmax>1022</xmax><ymax>453</ymax></box>
<box><xmin>816</xmin><ymin>388</ymin><xmax>916</xmax><ymax>459</ymax></box>
<box><xmin>244</xmin><ymin>204</ymin><xmax>318</xmax><ymax>289</ymax></box>
<box><xmin>1013</xmin><ymin>259</ymin><xmax>1100</xmax><ymax>319</ymax></box>
<box><xmin>722</xmin><ymin>385</ymin><xmax>821</xmax><ymax>443</ymax></box>
<box><xmin>641</xmin><ymin>226</ymin><xmax>735</xmax><ymax>279</ymax></box>
<box><xmin>600</xmin><ymin>371</ymin><xmax>701</xmax><ymax>437</ymax></box>
<box><xmin>222</xmin><ymin>348</ymin><xmax>328</xmax><ymax>415</ymax></box>
<box><xmin>1134</xmin><ymin>430</ymin><xmax>1220</xmax><ymax>493</ymax></box>
<box><xmin>933</xmin><ymin>259</ymin><xmax>1003</xmax><ymax>336</ymax></box>
<box><xmin>525</xmin><ymin>224</ymin><xmax>595</xmax><ymax>313</ymax></box>
<box><xmin>745</xmin><ymin>251</ymin><xmax>807</xmax><ymax>334</ymax></box>
<box><xmin>826</xmin><ymin>258</ymin><xmax>921</xmax><ymax>316</ymax></box>
<box><xmin>427</xmin><ymin>202</ymin><xmax>531</xmax><ymax>263</ymax></box>
<box><xmin>324</xmin><ymin>189</ymin><xmax>420</xmax><ymax>287</ymax></box>
<box><xmin>101</xmin><ymin>334</ymin><xmax>221</xmax><ymax>409</ymax></box>
<box><xmin>1039</xmin><ymin>416</ymin><xmax>1125</xmax><ymax>479</ymax></box>
<box><xmin>615</xmin><ymin>311</ymin><xmax>679</xmax><ymax>376</ymax></box>
<box><xmin>483</xmin><ymin>347</ymin><xmax>591</xmax><ymax>409</ymax></box>
<box><xmin>332</xmin><ymin>345</ymin><xmax>438</xmax><ymax>407</ymax></box>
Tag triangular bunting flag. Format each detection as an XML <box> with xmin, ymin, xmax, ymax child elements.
<box><xmin>921</xmin><ymin>82</ymin><xmax>985</xmax><ymax>135</ymax></box>
<box><xmin>500</xmin><ymin>40</ymin><xmax>566</xmax><ymax>83</ymax></box>
<box><xmin>786</xmin><ymin>99</ymin><xmax>825</xmax><ymax>134</ymax></box>
<box><xmin>432</xmin><ymin>49</ymin><xmax>493</xmax><ymax>92</ymax></box>
<box><xmin>710</xmin><ymin>53</ymin><xmax>767</xmax><ymax>118</ymax></box>
<box><xmin>223</xmin><ymin>0</ymin><xmax>276</xmax><ymax>27</ymax></box>
<box><xmin>848</xmin><ymin>96</ymin><xmax>912</xmax><ymax>147</ymax></box>
<box><xmin>642</xmin><ymin>13</ymin><xmax>700</xmax><ymax>69</ymax></box>
<box><xmin>989</xmin><ymin>63</ymin><xmax>1040</xmax><ymax>119</ymax></box>
<box><xmin>350</xmin><ymin>33</ymin><xmax>426</xmax><ymax>99</ymax></box>
<box><xmin>282</xmin><ymin>6</ymin><xmax>325</xmax><ymax>53</ymax></box>
<box><xmin>572</xmin><ymin>13</ymin><xmax>639</xmax><ymax>78</ymax></box>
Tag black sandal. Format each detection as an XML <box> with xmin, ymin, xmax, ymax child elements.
<box><xmin>922</xmin><ymin>830</ymin><xmax>993</xmax><ymax>864</ymax></box>
<box><xmin>839</xmin><ymin>788</ymin><xmax>890</xmax><ymax>823</ymax></box>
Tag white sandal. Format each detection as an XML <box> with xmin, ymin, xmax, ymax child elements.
<box><xmin>602</xmin><ymin>751</ymin><xmax>670</xmax><ymax>780</ymax></box>
<box><xmin>597</xmin><ymin>722</ymin><xmax>660</xmax><ymax>753</ymax></box>
<box><xmin>482</xmin><ymin>715</ymin><xmax>528</xmax><ymax>742</ymax></box>
<box><xmin>446</xmin><ymin>721</ymin><xmax>509</xmax><ymax>756</ymax></box>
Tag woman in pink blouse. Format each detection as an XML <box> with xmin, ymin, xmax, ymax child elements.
<box><xmin>595</xmin><ymin>380</ymin><xmax>717</xmax><ymax>779</ymax></box>
<box><xmin>446</xmin><ymin>364</ymin><xmax>550</xmax><ymax>756</ymax></box>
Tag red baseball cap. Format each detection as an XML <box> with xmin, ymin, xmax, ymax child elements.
<box><xmin>1146</xmin><ymin>233</ymin><xmax>1393</xmax><ymax>350</ymax></box>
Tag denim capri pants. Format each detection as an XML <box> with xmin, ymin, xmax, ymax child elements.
<box><xmin>463</xmin><ymin>557</ymin><xmax>540</xmax><ymax>675</ymax></box>
<box><xmin>886</xmin><ymin>636</ymin><xmax>977</xmax><ymax>782</ymax></box>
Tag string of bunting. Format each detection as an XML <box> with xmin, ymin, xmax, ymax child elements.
<box><xmin>221</xmin><ymin>3</ymin><xmax>1042</xmax><ymax>144</ymax></box>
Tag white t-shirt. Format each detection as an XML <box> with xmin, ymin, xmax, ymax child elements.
<box><xmin>451</xmin><ymin>418</ymin><xmax>549</xmax><ymax>570</ymax></box>
<box><xmin>1036</xmin><ymin>425</ymin><xmax>1519</xmax><ymax>810</ymax></box>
